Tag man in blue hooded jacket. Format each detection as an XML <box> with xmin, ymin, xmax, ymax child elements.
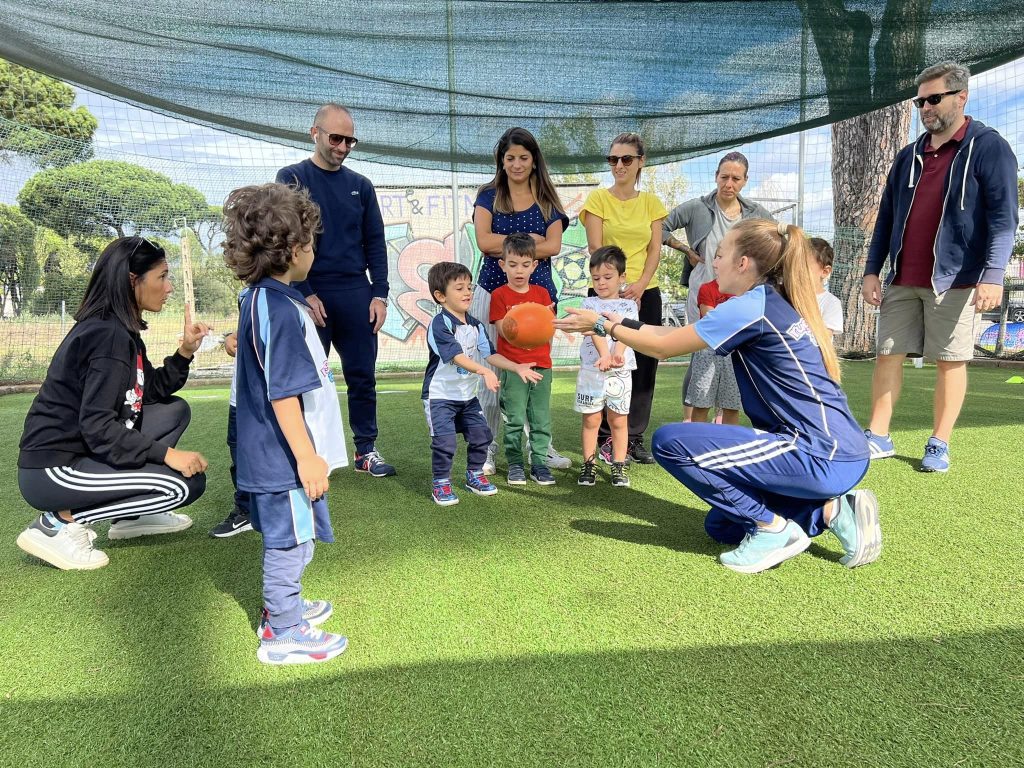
<box><xmin>862</xmin><ymin>62</ymin><xmax>1018</xmax><ymax>473</ymax></box>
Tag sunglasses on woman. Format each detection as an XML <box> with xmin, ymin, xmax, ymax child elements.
<box><xmin>606</xmin><ymin>154</ymin><xmax>641</xmax><ymax>167</ymax></box>
<box><xmin>911</xmin><ymin>90</ymin><xmax>962</xmax><ymax>109</ymax></box>
<box><xmin>316</xmin><ymin>127</ymin><xmax>359</xmax><ymax>148</ymax></box>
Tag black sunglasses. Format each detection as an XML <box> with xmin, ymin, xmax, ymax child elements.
<box><xmin>316</xmin><ymin>127</ymin><xmax>358</xmax><ymax>148</ymax></box>
<box><xmin>607</xmin><ymin>154</ymin><xmax>641</xmax><ymax>167</ymax></box>
<box><xmin>911</xmin><ymin>90</ymin><xmax>962</xmax><ymax>109</ymax></box>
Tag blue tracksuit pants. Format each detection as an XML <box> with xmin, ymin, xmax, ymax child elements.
<box><xmin>651</xmin><ymin>422</ymin><xmax>869</xmax><ymax>545</ymax></box>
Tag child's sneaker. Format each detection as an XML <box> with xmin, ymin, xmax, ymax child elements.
<box><xmin>16</xmin><ymin>516</ymin><xmax>108</xmax><ymax>570</ymax></box>
<box><xmin>628</xmin><ymin>437</ymin><xmax>655</xmax><ymax>464</ymax></box>
<box><xmin>530</xmin><ymin>465</ymin><xmax>556</xmax><ymax>486</ymax></box>
<box><xmin>599</xmin><ymin>437</ymin><xmax>631</xmax><ymax>466</ymax></box>
<box><xmin>610</xmin><ymin>461</ymin><xmax>630</xmax><ymax>487</ymax></box>
<box><xmin>465</xmin><ymin>470</ymin><xmax>498</xmax><ymax>496</ymax></box>
<box><xmin>354</xmin><ymin>449</ymin><xmax>397</xmax><ymax>477</ymax></box>
<box><xmin>209</xmin><ymin>505</ymin><xmax>253</xmax><ymax>538</ymax></box>
<box><xmin>507</xmin><ymin>464</ymin><xmax>527</xmax><ymax>485</ymax></box>
<box><xmin>827</xmin><ymin>490</ymin><xmax>882</xmax><ymax>568</ymax></box>
<box><xmin>919</xmin><ymin>437</ymin><xmax>950</xmax><ymax>473</ymax></box>
<box><xmin>432</xmin><ymin>478</ymin><xmax>459</xmax><ymax>506</ymax></box>
<box><xmin>864</xmin><ymin>429</ymin><xmax>895</xmax><ymax>460</ymax></box>
<box><xmin>108</xmin><ymin>511</ymin><xmax>192</xmax><ymax>540</ymax></box>
<box><xmin>719</xmin><ymin>520</ymin><xmax>811</xmax><ymax>574</ymax></box>
<box><xmin>482</xmin><ymin>444</ymin><xmax>497</xmax><ymax>476</ymax></box>
<box><xmin>544</xmin><ymin>445</ymin><xmax>572</xmax><ymax>470</ymax></box>
<box><xmin>577</xmin><ymin>460</ymin><xmax>597</xmax><ymax>486</ymax></box>
<box><xmin>257</xmin><ymin>599</ymin><xmax>334</xmax><ymax>636</ymax></box>
<box><xmin>257</xmin><ymin>620</ymin><xmax>348</xmax><ymax>665</ymax></box>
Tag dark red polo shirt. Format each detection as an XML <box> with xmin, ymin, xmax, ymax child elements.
<box><xmin>894</xmin><ymin>117</ymin><xmax>971</xmax><ymax>288</ymax></box>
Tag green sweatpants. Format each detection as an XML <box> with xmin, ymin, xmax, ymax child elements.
<box><xmin>499</xmin><ymin>367</ymin><xmax>552</xmax><ymax>468</ymax></box>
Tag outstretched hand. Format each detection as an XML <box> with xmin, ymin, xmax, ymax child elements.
<box><xmin>552</xmin><ymin>307</ymin><xmax>599</xmax><ymax>334</ymax></box>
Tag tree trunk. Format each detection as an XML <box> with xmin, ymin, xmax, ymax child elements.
<box><xmin>831</xmin><ymin>103</ymin><xmax>910</xmax><ymax>355</ymax></box>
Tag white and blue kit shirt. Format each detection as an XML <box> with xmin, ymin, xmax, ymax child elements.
<box><xmin>692</xmin><ymin>284</ymin><xmax>869</xmax><ymax>461</ymax></box>
<box><xmin>235</xmin><ymin>278</ymin><xmax>348</xmax><ymax>496</ymax></box>
<box><xmin>422</xmin><ymin>308</ymin><xmax>495</xmax><ymax>402</ymax></box>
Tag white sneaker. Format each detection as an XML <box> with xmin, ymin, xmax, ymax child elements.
<box><xmin>17</xmin><ymin>519</ymin><xmax>109</xmax><ymax>570</ymax></box>
<box><xmin>544</xmin><ymin>444</ymin><xmax>572</xmax><ymax>470</ymax></box>
<box><xmin>482</xmin><ymin>444</ymin><xmax>497</xmax><ymax>476</ymax></box>
<box><xmin>108</xmin><ymin>512</ymin><xmax>193</xmax><ymax>540</ymax></box>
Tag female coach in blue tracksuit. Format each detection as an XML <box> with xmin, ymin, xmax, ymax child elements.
<box><xmin>555</xmin><ymin>219</ymin><xmax>882</xmax><ymax>575</ymax></box>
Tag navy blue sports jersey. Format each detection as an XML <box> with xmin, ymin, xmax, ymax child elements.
<box><xmin>693</xmin><ymin>284</ymin><xmax>869</xmax><ymax>461</ymax></box>
<box><xmin>422</xmin><ymin>309</ymin><xmax>494</xmax><ymax>402</ymax></box>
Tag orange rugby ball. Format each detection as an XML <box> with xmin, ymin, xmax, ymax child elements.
<box><xmin>504</xmin><ymin>302</ymin><xmax>555</xmax><ymax>350</ymax></box>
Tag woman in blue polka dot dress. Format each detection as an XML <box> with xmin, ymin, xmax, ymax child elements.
<box><xmin>471</xmin><ymin>127</ymin><xmax>570</xmax><ymax>474</ymax></box>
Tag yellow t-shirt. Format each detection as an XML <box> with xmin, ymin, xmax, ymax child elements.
<box><xmin>580</xmin><ymin>187</ymin><xmax>668</xmax><ymax>287</ymax></box>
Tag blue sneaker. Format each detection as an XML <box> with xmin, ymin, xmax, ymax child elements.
<box><xmin>919</xmin><ymin>437</ymin><xmax>949</xmax><ymax>473</ymax></box>
<box><xmin>529</xmin><ymin>464</ymin><xmax>556</xmax><ymax>486</ymax></box>
<box><xmin>432</xmin><ymin>478</ymin><xmax>459</xmax><ymax>506</ymax></box>
<box><xmin>354</xmin><ymin>449</ymin><xmax>397</xmax><ymax>477</ymax></box>
<box><xmin>257</xmin><ymin>620</ymin><xmax>348</xmax><ymax>665</ymax></box>
<box><xmin>465</xmin><ymin>469</ymin><xmax>498</xmax><ymax>496</ymax></box>
<box><xmin>828</xmin><ymin>490</ymin><xmax>882</xmax><ymax>568</ymax></box>
<box><xmin>719</xmin><ymin>520</ymin><xmax>811</xmax><ymax>574</ymax></box>
<box><xmin>864</xmin><ymin>429</ymin><xmax>895</xmax><ymax>460</ymax></box>
<box><xmin>257</xmin><ymin>599</ymin><xmax>334</xmax><ymax>637</ymax></box>
<box><xmin>507</xmin><ymin>464</ymin><xmax>527</xmax><ymax>486</ymax></box>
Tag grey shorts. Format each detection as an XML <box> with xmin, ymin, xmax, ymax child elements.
<box><xmin>877</xmin><ymin>285</ymin><xmax>976</xmax><ymax>361</ymax></box>
<box><xmin>685</xmin><ymin>348</ymin><xmax>741</xmax><ymax>410</ymax></box>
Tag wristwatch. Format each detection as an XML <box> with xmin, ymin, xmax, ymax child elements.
<box><xmin>372</xmin><ymin>296</ymin><xmax>389</xmax><ymax>307</ymax></box>
<box><xmin>593</xmin><ymin>316</ymin><xmax>609</xmax><ymax>337</ymax></box>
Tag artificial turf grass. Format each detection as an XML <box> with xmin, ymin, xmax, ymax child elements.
<box><xmin>0</xmin><ymin>361</ymin><xmax>1022</xmax><ymax>768</ymax></box>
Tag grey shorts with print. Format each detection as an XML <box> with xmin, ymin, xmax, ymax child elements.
<box><xmin>876</xmin><ymin>285</ymin><xmax>976</xmax><ymax>361</ymax></box>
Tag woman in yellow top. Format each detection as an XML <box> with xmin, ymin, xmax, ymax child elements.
<box><xmin>580</xmin><ymin>132</ymin><xmax>668</xmax><ymax>464</ymax></box>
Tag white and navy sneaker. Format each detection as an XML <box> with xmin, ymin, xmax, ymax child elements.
<box><xmin>864</xmin><ymin>429</ymin><xmax>895</xmax><ymax>460</ymax></box>
<box><xmin>354</xmin><ymin>449</ymin><xmax>397</xmax><ymax>477</ymax></box>
<box><xmin>17</xmin><ymin>514</ymin><xmax>108</xmax><ymax>570</ymax></box>
<box><xmin>257</xmin><ymin>600</ymin><xmax>334</xmax><ymax>636</ymax></box>
<box><xmin>257</xmin><ymin>620</ymin><xmax>348</xmax><ymax>665</ymax></box>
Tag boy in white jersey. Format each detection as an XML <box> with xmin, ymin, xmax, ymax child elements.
<box><xmin>575</xmin><ymin>246</ymin><xmax>639</xmax><ymax>488</ymax></box>
<box><xmin>808</xmin><ymin>237</ymin><xmax>844</xmax><ymax>337</ymax></box>
<box><xmin>223</xmin><ymin>183</ymin><xmax>349</xmax><ymax>665</ymax></box>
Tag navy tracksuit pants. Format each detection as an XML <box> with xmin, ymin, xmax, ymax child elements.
<box><xmin>651</xmin><ymin>422</ymin><xmax>868</xmax><ymax>545</ymax></box>
<box><xmin>313</xmin><ymin>283</ymin><xmax>379</xmax><ymax>456</ymax></box>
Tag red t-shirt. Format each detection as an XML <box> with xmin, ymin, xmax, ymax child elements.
<box><xmin>489</xmin><ymin>284</ymin><xmax>553</xmax><ymax>367</ymax></box>
<box><xmin>894</xmin><ymin>117</ymin><xmax>971</xmax><ymax>289</ymax></box>
<box><xmin>697</xmin><ymin>279</ymin><xmax>734</xmax><ymax>315</ymax></box>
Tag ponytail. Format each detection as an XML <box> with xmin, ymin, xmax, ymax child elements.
<box><xmin>732</xmin><ymin>219</ymin><xmax>841</xmax><ymax>383</ymax></box>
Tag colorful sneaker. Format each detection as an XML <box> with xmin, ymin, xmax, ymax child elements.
<box><xmin>257</xmin><ymin>599</ymin><xmax>334</xmax><ymax>636</ymax></box>
<box><xmin>828</xmin><ymin>490</ymin><xmax>882</xmax><ymax>568</ymax></box>
<box><xmin>432</xmin><ymin>478</ymin><xmax>459</xmax><ymax>506</ymax></box>
<box><xmin>209</xmin><ymin>506</ymin><xmax>253</xmax><ymax>538</ymax></box>
<box><xmin>628</xmin><ymin>438</ymin><xmax>655</xmax><ymax>464</ymax></box>
<box><xmin>16</xmin><ymin>516</ymin><xmax>108</xmax><ymax>570</ymax></box>
<box><xmin>719</xmin><ymin>520</ymin><xmax>811</xmax><ymax>574</ymax></box>
<box><xmin>599</xmin><ymin>437</ymin><xmax>631</xmax><ymax>467</ymax></box>
<box><xmin>577</xmin><ymin>460</ymin><xmax>597</xmax><ymax>486</ymax></box>
<box><xmin>610</xmin><ymin>461</ymin><xmax>630</xmax><ymax>487</ymax></box>
<box><xmin>354</xmin><ymin>449</ymin><xmax>397</xmax><ymax>477</ymax></box>
<box><xmin>108</xmin><ymin>511</ymin><xmax>193</xmax><ymax>540</ymax></box>
<box><xmin>544</xmin><ymin>445</ymin><xmax>572</xmax><ymax>470</ymax></box>
<box><xmin>864</xmin><ymin>429</ymin><xmax>895</xmax><ymax>460</ymax></box>
<box><xmin>257</xmin><ymin>620</ymin><xmax>348</xmax><ymax>665</ymax></box>
<box><xmin>482</xmin><ymin>443</ymin><xmax>497</xmax><ymax>476</ymax></box>
<box><xmin>465</xmin><ymin>469</ymin><xmax>498</xmax><ymax>496</ymax></box>
<box><xmin>507</xmin><ymin>464</ymin><xmax>527</xmax><ymax>486</ymax></box>
<box><xmin>919</xmin><ymin>437</ymin><xmax>950</xmax><ymax>473</ymax></box>
<box><xmin>530</xmin><ymin>464</ymin><xmax>556</xmax><ymax>486</ymax></box>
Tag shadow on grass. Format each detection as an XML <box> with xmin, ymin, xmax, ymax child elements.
<box><xmin>2</xmin><ymin>627</ymin><xmax>1021</xmax><ymax>768</ymax></box>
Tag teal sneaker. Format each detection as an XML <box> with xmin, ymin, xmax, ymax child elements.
<box><xmin>719</xmin><ymin>520</ymin><xmax>811</xmax><ymax>574</ymax></box>
<box><xmin>828</xmin><ymin>490</ymin><xmax>882</xmax><ymax>568</ymax></box>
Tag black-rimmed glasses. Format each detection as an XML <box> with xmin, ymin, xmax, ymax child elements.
<box><xmin>911</xmin><ymin>90</ymin><xmax>962</xmax><ymax>109</ymax></box>
<box><xmin>316</xmin><ymin>126</ymin><xmax>359</xmax><ymax>148</ymax></box>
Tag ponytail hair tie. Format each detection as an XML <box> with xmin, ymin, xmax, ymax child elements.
<box><xmin>777</xmin><ymin>221</ymin><xmax>789</xmax><ymax>238</ymax></box>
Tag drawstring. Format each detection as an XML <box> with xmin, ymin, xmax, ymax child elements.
<box><xmin>960</xmin><ymin>137</ymin><xmax>975</xmax><ymax>210</ymax></box>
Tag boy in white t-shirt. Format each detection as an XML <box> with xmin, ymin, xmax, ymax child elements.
<box><xmin>575</xmin><ymin>246</ymin><xmax>639</xmax><ymax>488</ymax></box>
<box><xmin>808</xmin><ymin>237</ymin><xmax>844</xmax><ymax>336</ymax></box>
